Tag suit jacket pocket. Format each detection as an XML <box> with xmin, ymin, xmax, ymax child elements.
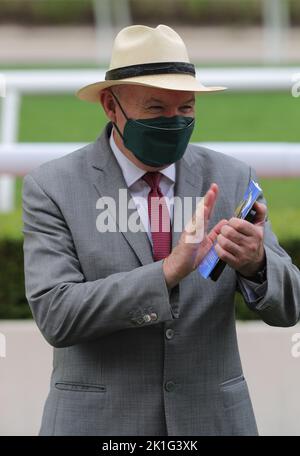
<box><xmin>219</xmin><ymin>374</ymin><xmax>258</xmax><ymax>435</ymax></box>
<box><xmin>220</xmin><ymin>374</ymin><xmax>249</xmax><ymax>409</ymax></box>
<box><xmin>49</xmin><ymin>383</ymin><xmax>108</xmax><ymax>435</ymax></box>
<box><xmin>55</xmin><ymin>381</ymin><xmax>106</xmax><ymax>393</ymax></box>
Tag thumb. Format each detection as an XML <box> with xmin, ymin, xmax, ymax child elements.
<box><xmin>252</xmin><ymin>201</ymin><xmax>267</xmax><ymax>225</ymax></box>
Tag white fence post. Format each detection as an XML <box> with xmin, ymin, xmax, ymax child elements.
<box><xmin>0</xmin><ymin>89</ymin><xmax>20</xmax><ymax>212</ymax></box>
<box><xmin>111</xmin><ymin>0</ymin><xmax>132</xmax><ymax>29</ymax></box>
<box><xmin>93</xmin><ymin>0</ymin><xmax>132</xmax><ymax>64</ymax></box>
<box><xmin>0</xmin><ymin>332</ymin><xmax>6</xmax><ymax>358</ymax></box>
<box><xmin>93</xmin><ymin>0</ymin><xmax>114</xmax><ymax>64</ymax></box>
<box><xmin>263</xmin><ymin>0</ymin><xmax>290</xmax><ymax>64</ymax></box>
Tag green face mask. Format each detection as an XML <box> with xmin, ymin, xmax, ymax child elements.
<box><xmin>111</xmin><ymin>91</ymin><xmax>195</xmax><ymax>167</ymax></box>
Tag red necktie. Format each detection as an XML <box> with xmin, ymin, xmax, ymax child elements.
<box><xmin>142</xmin><ymin>172</ymin><xmax>172</xmax><ymax>261</ymax></box>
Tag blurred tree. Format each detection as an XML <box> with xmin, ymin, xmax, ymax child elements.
<box><xmin>0</xmin><ymin>0</ymin><xmax>299</xmax><ymax>26</ymax></box>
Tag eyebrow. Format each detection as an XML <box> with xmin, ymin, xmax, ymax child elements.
<box><xmin>181</xmin><ymin>97</ymin><xmax>195</xmax><ymax>104</ymax></box>
<box><xmin>144</xmin><ymin>97</ymin><xmax>195</xmax><ymax>105</ymax></box>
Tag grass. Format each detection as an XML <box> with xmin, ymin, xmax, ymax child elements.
<box><xmin>260</xmin><ymin>179</ymin><xmax>300</xmax><ymax>241</ymax></box>
<box><xmin>0</xmin><ymin>91</ymin><xmax>299</xmax><ymax>241</ymax></box>
<box><xmin>18</xmin><ymin>91</ymin><xmax>300</xmax><ymax>143</ymax></box>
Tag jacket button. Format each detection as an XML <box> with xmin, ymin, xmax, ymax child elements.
<box><xmin>150</xmin><ymin>312</ymin><xmax>158</xmax><ymax>321</ymax></box>
<box><xmin>165</xmin><ymin>328</ymin><xmax>174</xmax><ymax>340</ymax></box>
<box><xmin>165</xmin><ymin>381</ymin><xmax>176</xmax><ymax>392</ymax></box>
<box><xmin>143</xmin><ymin>314</ymin><xmax>151</xmax><ymax>323</ymax></box>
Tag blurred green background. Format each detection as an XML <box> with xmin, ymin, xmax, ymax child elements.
<box><xmin>0</xmin><ymin>0</ymin><xmax>300</xmax><ymax>25</ymax></box>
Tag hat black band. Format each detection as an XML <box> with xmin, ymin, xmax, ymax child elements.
<box><xmin>105</xmin><ymin>62</ymin><xmax>195</xmax><ymax>80</ymax></box>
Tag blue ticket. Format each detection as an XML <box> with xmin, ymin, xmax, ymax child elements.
<box><xmin>198</xmin><ymin>180</ymin><xmax>263</xmax><ymax>279</ymax></box>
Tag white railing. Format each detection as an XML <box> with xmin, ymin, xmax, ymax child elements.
<box><xmin>1</xmin><ymin>142</ymin><xmax>300</xmax><ymax>178</ymax></box>
<box><xmin>2</xmin><ymin>67</ymin><xmax>300</xmax><ymax>93</ymax></box>
<box><xmin>0</xmin><ymin>67</ymin><xmax>300</xmax><ymax>211</ymax></box>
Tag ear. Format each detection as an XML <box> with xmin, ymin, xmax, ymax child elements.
<box><xmin>99</xmin><ymin>89</ymin><xmax>117</xmax><ymax>122</ymax></box>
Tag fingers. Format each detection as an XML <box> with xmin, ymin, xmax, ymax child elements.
<box><xmin>204</xmin><ymin>183</ymin><xmax>219</xmax><ymax>222</ymax></box>
<box><xmin>207</xmin><ymin>219</ymin><xmax>228</xmax><ymax>244</ymax></box>
<box><xmin>184</xmin><ymin>183</ymin><xmax>219</xmax><ymax>242</ymax></box>
<box><xmin>252</xmin><ymin>201</ymin><xmax>267</xmax><ymax>225</ymax></box>
<box><xmin>218</xmin><ymin>223</ymin><xmax>246</xmax><ymax>245</ymax></box>
<box><xmin>216</xmin><ymin>233</ymin><xmax>242</xmax><ymax>257</ymax></box>
<box><xmin>228</xmin><ymin>203</ymin><xmax>266</xmax><ymax>236</ymax></box>
<box><xmin>228</xmin><ymin>217</ymin><xmax>257</xmax><ymax>236</ymax></box>
<box><xmin>214</xmin><ymin>243</ymin><xmax>236</xmax><ymax>267</ymax></box>
<box><xmin>184</xmin><ymin>198</ymin><xmax>207</xmax><ymax>242</ymax></box>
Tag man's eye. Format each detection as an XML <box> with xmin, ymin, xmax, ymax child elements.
<box><xmin>148</xmin><ymin>106</ymin><xmax>163</xmax><ymax>110</ymax></box>
<box><xmin>180</xmin><ymin>105</ymin><xmax>193</xmax><ymax>111</ymax></box>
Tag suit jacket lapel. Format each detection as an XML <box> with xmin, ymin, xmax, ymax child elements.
<box><xmin>172</xmin><ymin>147</ymin><xmax>205</xmax><ymax>249</ymax></box>
<box><xmin>88</xmin><ymin>123</ymin><xmax>154</xmax><ymax>266</ymax></box>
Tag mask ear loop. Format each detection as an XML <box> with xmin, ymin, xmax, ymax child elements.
<box><xmin>109</xmin><ymin>88</ymin><xmax>128</xmax><ymax>140</ymax></box>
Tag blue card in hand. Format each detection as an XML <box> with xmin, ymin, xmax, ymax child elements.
<box><xmin>198</xmin><ymin>179</ymin><xmax>263</xmax><ymax>280</ymax></box>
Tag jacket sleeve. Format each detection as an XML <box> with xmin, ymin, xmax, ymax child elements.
<box><xmin>22</xmin><ymin>174</ymin><xmax>180</xmax><ymax>348</ymax></box>
<box><xmin>240</xmin><ymin>166</ymin><xmax>300</xmax><ymax>326</ymax></box>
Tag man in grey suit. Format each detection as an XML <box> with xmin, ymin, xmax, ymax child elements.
<box><xmin>22</xmin><ymin>25</ymin><xmax>300</xmax><ymax>436</ymax></box>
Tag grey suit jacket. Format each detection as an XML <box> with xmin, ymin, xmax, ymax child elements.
<box><xmin>22</xmin><ymin>122</ymin><xmax>300</xmax><ymax>436</ymax></box>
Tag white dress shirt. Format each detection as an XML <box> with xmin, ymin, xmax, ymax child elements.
<box><xmin>109</xmin><ymin>128</ymin><xmax>266</xmax><ymax>303</ymax></box>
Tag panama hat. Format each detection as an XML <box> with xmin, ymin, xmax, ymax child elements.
<box><xmin>76</xmin><ymin>24</ymin><xmax>227</xmax><ymax>102</ymax></box>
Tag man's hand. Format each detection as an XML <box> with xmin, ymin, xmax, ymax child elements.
<box><xmin>214</xmin><ymin>201</ymin><xmax>267</xmax><ymax>279</ymax></box>
<box><xmin>163</xmin><ymin>183</ymin><xmax>228</xmax><ymax>289</ymax></box>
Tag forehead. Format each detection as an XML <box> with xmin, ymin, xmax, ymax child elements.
<box><xmin>117</xmin><ymin>84</ymin><xmax>195</xmax><ymax>104</ymax></box>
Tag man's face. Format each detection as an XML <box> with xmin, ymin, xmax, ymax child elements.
<box><xmin>113</xmin><ymin>84</ymin><xmax>195</xmax><ymax>127</ymax></box>
<box><xmin>101</xmin><ymin>84</ymin><xmax>196</xmax><ymax>171</ymax></box>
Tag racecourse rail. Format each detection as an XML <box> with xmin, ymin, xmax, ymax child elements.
<box><xmin>0</xmin><ymin>141</ymin><xmax>299</xmax><ymax>178</ymax></box>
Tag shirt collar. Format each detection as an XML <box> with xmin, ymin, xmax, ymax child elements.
<box><xmin>109</xmin><ymin>128</ymin><xmax>176</xmax><ymax>187</ymax></box>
